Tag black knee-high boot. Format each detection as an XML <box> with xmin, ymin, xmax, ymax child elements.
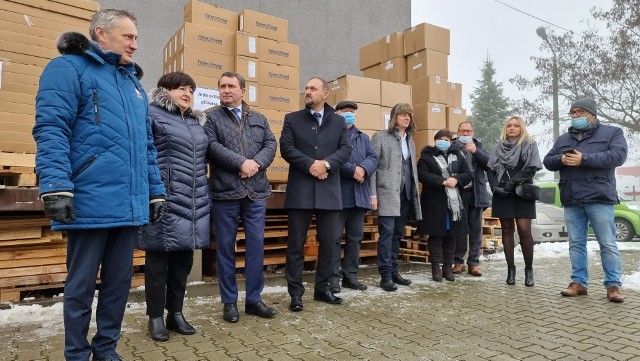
<box><xmin>442</xmin><ymin>235</ymin><xmax>455</xmax><ymax>281</ymax></box>
<box><xmin>428</xmin><ymin>236</ymin><xmax>443</xmax><ymax>282</ymax></box>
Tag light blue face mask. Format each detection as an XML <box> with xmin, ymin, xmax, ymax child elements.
<box><xmin>435</xmin><ymin>139</ymin><xmax>451</xmax><ymax>152</ymax></box>
<box><xmin>571</xmin><ymin>117</ymin><xmax>589</xmax><ymax>130</ymax></box>
<box><xmin>341</xmin><ymin>112</ymin><xmax>356</xmax><ymax>126</ymax></box>
<box><xmin>458</xmin><ymin>135</ymin><xmax>473</xmax><ymax>144</ymax></box>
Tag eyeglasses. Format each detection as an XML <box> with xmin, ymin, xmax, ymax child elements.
<box><xmin>458</xmin><ymin>129</ymin><xmax>474</xmax><ymax>134</ymax></box>
<box><xmin>568</xmin><ymin>109</ymin><xmax>587</xmax><ymax>116</ymax></box>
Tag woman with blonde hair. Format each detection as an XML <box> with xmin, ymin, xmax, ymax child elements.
<box><xmin>488</xmin><ymin>116</ymin><xmax>542</xmax><ymax>287</ymax></box>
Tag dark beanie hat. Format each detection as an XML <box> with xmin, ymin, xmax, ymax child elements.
<box><xmin>335</xmin><ymin>101</ymin><xmax>358</xmax><ymax>111</ymax></box>
<box><xmin>570</xmin><ymin>98</ymin><xmax>597</xmax><ymax>116</ymax></box>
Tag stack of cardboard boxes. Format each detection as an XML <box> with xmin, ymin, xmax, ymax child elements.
<box><xmin>0</xmin><ymin>0</ymin><xmax>98</xmax><ymax>154</ymax></box>
<box><xmin>162</xmin><ymin>0</ymin><xmax>299</xmax><ymax>183</ymax></box>
<box><xmin>359</xmin><ymin>22</ymin><xmax>466</xmax><ymax>150</ymax></box>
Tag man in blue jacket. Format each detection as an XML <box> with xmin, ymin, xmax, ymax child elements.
<box><xmin>543</xmin><ymin>98</ymin><xmax>627</xmax><ymax>303</ymax></box>
<box><xmin>330</xmin><ymin>101</ymin><xmax>379</xmax><ymax>292</ymax></box>
<box><xmin>32</xmin><ymin>9</ymin><xmax>165</xmax><ymax>361</ymax></box>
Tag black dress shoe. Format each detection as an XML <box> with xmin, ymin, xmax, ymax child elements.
<box><xmin>222</xmin><ymin>303</ymin><xmax>239</xmax><ymax>323</ymax></box>
<box><xmin>166</xmin><ymin>312</ymin><xmax>195</xmax><ymax>335</ymax></box>
<box><xmin>289</xmin><ymin>296</ymin><xmax>303</xmax><ymax>312</ymax></box>
<box><xmin>92</xmin><ymin>353</ymin><xmax>124</xmax><ymax>361</ymax></box>
<box><xmin>245</xmin><ymin>301</ymin><xmax>278</xmax><ymax>318</ymax></box>
<box><xmin>148</xmin><ymin>316</ymin><xmax>169</xmax><ymax>342</ymax></box>
<box><xmin>342</xmin><ymin>277</ymin><xmax>367</xmax><ymax>290</ymax></box>
<box><xmin>380</xmin><ymin>277</ymin><xmax>397</xmax><ymax>291</ymax></box>
<box><xmin>313</xmin><ymin>290</ymin><xmax>343</xmax><ymax>304</ymax></box>
<box><xmin>392</xmin><ymin>272</ymin><xmax>412</xmax><ymax>286</ymax></box>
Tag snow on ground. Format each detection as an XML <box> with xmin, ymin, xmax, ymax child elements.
<box><xmin>3</xmin><ymin>241</ymin><xmax>640</xmax><ymax>325</ymax></box>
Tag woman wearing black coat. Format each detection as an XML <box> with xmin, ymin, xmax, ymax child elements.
<box><xmin>418</xmin><ymin>129</ymin><xmax>473</xmax><ymax>282</ymax></box>
<box><xmin>138</xmin><ymin>72</ymin><xmax>210</xmax><ymax>342</ymax></box>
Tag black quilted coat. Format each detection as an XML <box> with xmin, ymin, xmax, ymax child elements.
<box><xmin>138</xmin><ymin>88</ymin><xmax>210</xmax><ymax>252</ymax></box>
<box><xmin>204</xmin><ymin>103</ymin><xmax>277</xmax><ymax>200</ymax></box>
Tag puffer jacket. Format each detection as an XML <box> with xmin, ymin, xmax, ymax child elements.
<box><xmin>543</xmin><ymin>120</ymin><xmax>627</xmax><ymax>206</ymax></box>
<box><xmin>204</xmin><ymin>102</ymin><xmax>277</xmax><ymax>200</ymax></box>
<box><xmin>339</xmin><ymin>126</ymin><xmax>379</xmax><ymax>209</ymax></box>
<box><xmin>138</xmin><ymin>89</ymin><xmax>210</xmax><ymax>251</ymax></box>
<box><xmin>32</xmin><ymin>32</ymin><xmax>164</xmax><ymax>230</ymax></box>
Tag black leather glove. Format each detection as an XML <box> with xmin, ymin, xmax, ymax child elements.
<box><xmin>503</xmin><ymin>180</ymin><xmax>517</xmax><ymax>193</ymax></box>
<box><xmin>149</xmin><ymin>201</ymin><xmax>165</xmax><ymax>224</ymax></box>
<box><xmin>43</xmin><ymin>195</ymin><xmax>76</xmax><ymax>224</ymax></box>
<box><xmin>493</xmin><ymin>187</ymin><xmax>511</xmax><ymax>198</ymax></box>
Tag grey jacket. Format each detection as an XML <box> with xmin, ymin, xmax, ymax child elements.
<box><xmin>370</xmin><ymin>129</ymin><xmax>422</xmax><ymax>219</ymax></box>
<box><xmin>204</xmin><ymin>102</ymin><xmax>277</xmax><ymax>200</ymax></box>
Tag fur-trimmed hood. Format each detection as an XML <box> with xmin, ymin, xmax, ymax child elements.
<box><xmin>150</xmin><ymin>87</ymin><xmax>206</xmax><ymax>126</ymax></box>
<box><xmin>56</xmin><ymin>31</ymin><xmax>144</xmax><ymax>80</ymax></box>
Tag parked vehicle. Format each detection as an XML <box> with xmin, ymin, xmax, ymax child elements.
<box><xmin>537</xmin><ymin>182</ymin><xmax>640</xmax><ymax>242</ymax></box>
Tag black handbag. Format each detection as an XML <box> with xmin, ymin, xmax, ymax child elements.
<box><xmin>515</xmin><ymin>183</ymin><xmax>540</xmax><ymax>201</ymax></box>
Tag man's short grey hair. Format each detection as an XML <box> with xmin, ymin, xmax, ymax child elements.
<box><xmin>89</xmin><ymin>9</ymin><xmax>137</xmax><ymax>41</ymax></box>
<box><xmin>308</xmin><ymin>77</ymin><xmax>329</xmax><ymax>91</ymax></box>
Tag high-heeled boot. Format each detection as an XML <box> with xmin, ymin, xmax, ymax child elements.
<box><xmin>431</xmin><ymin>262</ymin><xmax>442</xmax><ymax>282</ymax></box>
<box><xmin>524</xmin><ymin>267</ymin><xmax>534</xmax><ymax>287</ymax></box>
<box><xmin>442</xmin><ymin>263</ymin><xmax>455</xmax><ymax>281</ymax></box>
<box><xmin>506</xmin><ymin>265</ymin><xmax>516</xmax><ymax>285</ymax></box>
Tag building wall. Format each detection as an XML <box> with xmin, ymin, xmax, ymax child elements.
<box><xmin>97</xmin><ymin>0</ymin><xmax>411</xmax><ymax>95</ymax></box>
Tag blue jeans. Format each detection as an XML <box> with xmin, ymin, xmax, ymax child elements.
<box><xmin>564</xmin><ymin>203</ymin><xmax>622</xmax><ymax>288</ymax></box>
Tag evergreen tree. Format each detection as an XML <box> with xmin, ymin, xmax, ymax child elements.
<box><xmin>468</xmin><ymin>58</ymin><xmax>511</xmax><ymax>151</ymax></box>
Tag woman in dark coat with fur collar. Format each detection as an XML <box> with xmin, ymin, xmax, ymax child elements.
<box><xmin>138</xmin><ymin>72</ymin><xmax>210</xmax><ymax>342</ymax></box>
<box><xmin>418</xmin><ymin>129</ymin><xmax>473</xmax><ymax>282</ymax></box>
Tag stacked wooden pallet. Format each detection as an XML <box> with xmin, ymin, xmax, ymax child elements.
<box><xmin>0</xmin><ymin>152</ymin><xmax>37</xmax><ymax>187</ymax></box>
<box><xmin>399</xmin><ymin>225</ymin><xmax>429</xmax><ymax>263</ymax></box>
<box><xmin>481</xmin><ymin>208</ymin><xmax>503</xmax><ymax>250</ymax></box>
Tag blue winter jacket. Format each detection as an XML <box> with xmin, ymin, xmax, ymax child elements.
<box><xmin>32</xmin><ymin>32</ymin><xmax>164</xmax><ymax>230</ymax></box>
<box><xmin>138</xmin><ymin>89</ymin><xmax>210</xmax><ymax>252</ymax></box>
<box><xmin>543</xmin><ymin>120</ymin><xmax>627</xmax><ymax>206</ymax></box>
<box><xmin>339</xmin><ymin>126</ymin><xmax>379</xmax><ymax>209</ymax></box>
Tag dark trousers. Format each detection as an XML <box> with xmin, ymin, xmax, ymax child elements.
<box><xmin>286</xmin><ymin>209</ymin><xmax>342</xmax><ymax>296</ymax></box>
<box><xmin>63</xmin><ymin>227</ymin><xmax>137</xmax><ymax>361</ymax></box>
<box><xmin>428</xmin><ymin>235</ymin><xmax>455</xmax><ymax>266</ymax></box>
<box><xmin>454</xmin><ymin>191</ymin><xmax>483</xmax><ymax>266</ymax></box>
<box><xmin>332</xmin><ymin>207</ymin><xmax>367</xmax><ymax>282</ymax></box>
<box><xmin>144</xmin><ymin>250</ymin><xmax>194</xmax><ymax>318</ymax></box>
<box><xmin>212</xmin><ymin>197</ymin><xmax>267</xmax><ymax>304</ymax></box>
<box><xmin>377</xmin><ymin>194</ymin><xmax>411</xmax><ymax>278</ymax></box>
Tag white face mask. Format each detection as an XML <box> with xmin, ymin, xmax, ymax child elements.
<box><xmin>458</xmin><ymin>135</ymin><xmax>473</xmax><ymax>144</ymax></box>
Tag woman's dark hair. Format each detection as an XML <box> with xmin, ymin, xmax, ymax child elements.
<box><xmin>433</xmin><ymin>129</ymin><xmax>453</xmax><ymax>141</ymax></box>
<box><xmin>157</xmin><ymin>71</ymin><xmax>196</xmax><ymax>91</ymax></box>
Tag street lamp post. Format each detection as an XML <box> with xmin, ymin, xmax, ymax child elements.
<box><xmin>537</xmin><ymin>26</ymin><xmax>560</xmax><ymax>180</ymax></box>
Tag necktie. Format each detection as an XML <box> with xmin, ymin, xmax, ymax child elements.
<box><xmin>313</xmin><ymin>112</ymin><xmax>322</xmax><ymax>126</ymax></box>
<box><xmin>232</xmin><ymin>108</ymin><xmax>241</xmax><ymax>122</ymax></box>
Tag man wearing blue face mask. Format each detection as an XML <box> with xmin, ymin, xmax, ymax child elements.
<box><xmin>330</xmin><ymin>101</ymin><xmax>379</xmax><ymax>292</ymax></box>
<box><xmin>543</xmin><ymin>97</ymin><xmax>627</xmax><ymax>303</ymax></box>
<box><xmin>450</xmin><ymin>121</ymin><xmax>491</xmax><ymax>277</ymax></box>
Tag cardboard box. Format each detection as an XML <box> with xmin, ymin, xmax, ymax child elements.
<box><xmin>244</xmin><ymin>82</ymin><xmax>259</xmax><ymax>108</ymax></box>
<box><xmin>299</xmin><ymin>92</ymin><xmax>306</xmax><ymax>109</ymax></box>
<box><xmin>381</xmin><ymin>32</ymin><xmax>404</xmax><ymax>61</ymax></box>
<box><xmin>239</xmin><ymin>9</ymin><xmax>288</xmax><ymax>42</ymax></box>
<box><xmin>235</xmin><ymin>56</ymin><xmax>259</xmax><ymax>83</ymax></box>
<box><xmin>407</xmin><ymin>76</ymin><xmax>448</xmax><ymax>105</ymax></box>
<box><xmin>259</xmin><ymin>62</ymin><xmax>299</xmax><ymax>90</ymax></box>
<box><xmin>266</xmin><ymin>156</ymin><xmax>289</xmax><ymax>183</ymax></box>
<box><xmin>412</xmin><ymin>129</ymin><xmax>439</xmax><ymax>148</ymax></box>
<box><xmin>448</xmin><ymin>82</ymin><xmax>463</xmax><ymax>107</ymax></box>
<box><xmin>330</xmin><ymin>75</ymin><xmax>381</xmax><ymax>105</ymax></box>
<box><xmin>258</xmin><ymin>38</ymin><xmax>299</xmax><ymax>68</ymax></box>
<box><xmin>359</xmin><ymin>38</ymin><xmax>382</xmax><ymax>70</ymax></box>
<box><xmin>380</xmin><ymin>106</ymin><xmax>392</xmax><ymax>129</ymax></box>
<box><xmin>446</xmin><ymin>107</ymin><xmax>467</xmax><ymax>130</ymax></box>
<box><xmin>354</xmin><ymin>103</ymin><xmax>382</xmax><ymax>130</ymax></box>
<box><xmin>1</xmin><ymin>0</ymin><xmax>94</xmax><ymax>22</ymax></box>
<box><xmin>236</xmin><ymin>31</ymin><xmax>258</xmax><ymax>58</ymax></box>
<box><xmin>259</xmin><ymin>108</ymin><xmax>287</xmax><ymax>134</ymax></box>
<box><xmin>258</xmin><ymin>85</ymin><xmax>298</xmax><ymax>112</ymax></box>
<box><xmin>183</xmin><ymin>0</ymin><xmax>238</xmax><ymax>33</ymax></box>
<box><xmin>380</xmin><ymin>58</ymin><xmax>406</xmax><ymax>83</ymax></box>
<box><xmin>413</xmin><ymin>102</ymin><xmax>446</xmax><ymax>130</ymax></box>
<box><xmin>0</xmin><ymin>3</ymin><xmax>87</xmax><ymax>34</ymax></box>
<box><xmin>380</xmin><ymin>81</ymin><xmax>411</xmax><ymax>107</ymax></box>
<box><xmin>176</xmin><ymin>48</ymin><xmax>234</xmax><ymax>79</ymax></box>
<box><xmin>403</xmin><ymin>22</ymin><xmax>451</xmax><ymax>55</ymax></box>
<box><xmin>406</xmin><ymin>50</ymin><xmax>448</xmax><ymax>80</ymax></box>
<box><xmin>52</xmin><ymin>0</ymin><xmax>99</xmax><ymax>11</ymax></box>
<box><xmin>362</xmin><ymin>64</ymin><xmax>381</xmax><ymax>80</ymax></box>
<box><xmin>0</xmin><ymin>38</ymin><xmax>57</xmax><ymax>60</ymax></box>
<box><xmin>177</xmin><ymin>23</ymin><xmax>235</xmax><ymax>56</ymax></box>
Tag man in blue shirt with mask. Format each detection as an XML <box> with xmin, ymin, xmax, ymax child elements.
<box><xmin>543</xmin><ymin>98</ymin><xmax>627</xmax><ymax>303</ymax></box>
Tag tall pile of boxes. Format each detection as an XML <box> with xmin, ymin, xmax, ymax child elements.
<box><xmin>359</xmin><ymin>22</ymin><xmax>466</xmax><ymax>150</ymax></box>
<box><xmin>0</xmin><ymin>0</ymin><xmax>99</xmax><ymax>154</ymax></box>
<box><xmin>162</xmin><ymin>0</ymin><xmax>300</xmax><ymax>182</ymax></box>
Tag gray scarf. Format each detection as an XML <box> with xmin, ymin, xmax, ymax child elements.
<box><xmin>434</xmin><ymin>153</ymin><xmax>463</xmax><ymax>221</ymax></box>
<box><xmin>488</xmin><ymin>139</ymin><xmax>543</xmax><ymax>181</ymax></box>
